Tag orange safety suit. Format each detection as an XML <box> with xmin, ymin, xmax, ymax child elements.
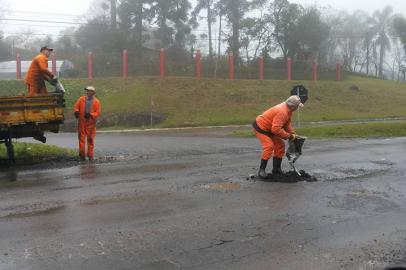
<box><xmin>73</xmin><ymin>96</ymin><xmax>101</xmax><ymax>159</ymax></box>
<box><xmin>25</xmin><ymin>53</ymin><xmax>54</xmax><ymax>96</ymax></box>
<box><xmin>254</xmin><ymin>102</ymin><xmax>295</xmax><ymax>160</ymax></box>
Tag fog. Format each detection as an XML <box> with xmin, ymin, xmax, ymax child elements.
<box><xmin>2</xmin><ymin>0</ymin><xmax>406</xmax><ymax>37</ymax></box>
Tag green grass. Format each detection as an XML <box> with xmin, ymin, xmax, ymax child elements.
<box><xmin>233</xmin><ymin>121</ymin><xmax>406</xmax><ymax>139</ymax></box>
<box><xmin>1</xmin><ymin>75</ymin><xmax>406</xmax><ymax>128</ymax></box>
<box><xmin>0</xmin><ymin>142</ymin><xmax>76</xmax><ymax>163</ymax></box>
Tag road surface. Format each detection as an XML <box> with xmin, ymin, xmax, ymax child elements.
<box><xmin>1</xmin><ymin>131</ymin><xmax>406</xmax><ymax>270</ymax></box>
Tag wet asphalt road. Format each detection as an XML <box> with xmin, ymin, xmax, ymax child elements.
<box><xmin>1</xmin><ymin>131</ymin><xmax>406</xmax><ymax>270</ymax></box>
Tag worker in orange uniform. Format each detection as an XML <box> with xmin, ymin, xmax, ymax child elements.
<box><xmin>253</xmin><ymin>95</ymin><xmax>304</xmax><ymax>179</ymax></box>
<box><xmin>74</xmin><ymin>86</ymin><xmax>101</xmax><ymax>161</ymax></box>
<box><xmin>25</xmin><ymin>46</ymin><xmax>57</xmax><ymax>96</ymax></box>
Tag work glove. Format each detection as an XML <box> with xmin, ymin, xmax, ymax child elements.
<box><xmin>74</xmin><ymin>111</ymin><xmax>80</xmax><ymax>119</ymax></box>
<box><xmin>289</xmin><ymin>133</ymin><xmax>297</xmax><ymax>141</ymax></box>
<box><xmin>85</xmin><ymin>112</ymin><xmax>91</xmax><ymax>119</ymax></box>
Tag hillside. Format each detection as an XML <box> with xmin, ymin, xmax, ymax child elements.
<box><xmin>0</xmin><ymin>76</ymin><xmax>405</xmax><ymax>129</ymax></box>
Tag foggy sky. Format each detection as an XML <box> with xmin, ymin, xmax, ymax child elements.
<box><xmin>2</xmin><ymin>0</ymin><xmax>406</xmax><ymax>37</ymax></box>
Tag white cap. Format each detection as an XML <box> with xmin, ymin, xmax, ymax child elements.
<box><xmin>286</xmin><ymin>95</ymin><xmax>304</xmax><ymax>108</ymax></box>
<box><xmin>84</xmin><ymin>86</ymin><xmax>96</xmax><ymax>93</ymax></box>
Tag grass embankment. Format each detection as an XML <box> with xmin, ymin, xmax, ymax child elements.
<box><xmin>0</xmin><ymin>143</ymin><xmax>76</xmax><ymax>164</ymax></box>
<box><xmin>234</xmin><ymin>121</ymin><xmax>406</xmax><ymax>139</ymax></box>
<box><xmin>0</xmin><ymin>75</ymin><xmax>405</xmax><ymax>137</ymax></box>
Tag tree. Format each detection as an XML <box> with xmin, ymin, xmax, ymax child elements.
<box><xmin>390</xmin><ymin>39</ymin><xmax>404</xmax><ymax>81</ymax></box>
<box><xmin>266</xmin><ymin>0</ymin><xmax>303</xmax><ymax>60</ymax></box>
<box><xmin>86</xmin><ymin>0</ymin><xmax>111</xmax><ymax>19</ymax></box>
<box><xmin>294</xmin><ymin>7</ymin><xmax>330</xmax><ymax>60</ymax></box>
<box><xmin>110</xmin><ymin>0</ymin><xmax>117</xmax><ymax>29</ymax></box>
<box><xmin>240</xmin><ymin>14</ymin><xmax>269</xmax><ymax>61</ymax></box>
<box><xmin>75</xmin><ymin>0</ymin><xmax>127</xmax><ymax>52</ymax></box>
<box><xmin>56</xmin><ymin>27</ymin><xmax>80</xmax><ymax>54</ymax></box>
<box><xmin>393</xmin><ymin>15</ymin><xmax>406</xmax><ymax>54</ymax></box>
<box><xmin>0</xmin><ymin>32</ymin><xmax>11</xmax><ymax>61</ymax></box>
<box><xmin>75</xmin><ymin>16</ymin><xmax>125</xmax><ymax>51</ymax></box>
<box><xmin>117</xmin><ymin>0</ymin><xmax>154</xmax><ymax>57</ymax></box>
<box><xmin>328</xmin><ymin>10</ymin><xmax>369</xmax><ymax>72</ymax></box>
<box><xmin>370</xmin><ymin>6</ymin><xmax>393</xmax><ymax>78</ymax></box>
<box><xmin>150</xmin><ymin>0</ymin><xmax>191</xmax><ymax>50</ymax></box>
<box><xmin>191</xmin><ymin>0</ymin><xmax>217</xmax><ymax>64</ymax></box>
<box><xmin>217</xmin><ymin>0</ymin><xmax>265</xmax><ymax>67</ymax></box>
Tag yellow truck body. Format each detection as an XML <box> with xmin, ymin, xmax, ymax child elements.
<box><xmin>0</xmin><ymin>93</ymin><xmax>65</xmax><ymax>162</ymax></box>
<box><xmin>0</xmin><ymin>94</ymin><xmax>64</xmax><ymax>127</ymax></box>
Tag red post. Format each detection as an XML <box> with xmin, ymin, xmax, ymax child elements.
<box><xmin>259</xmin><ymin>56</ymin><xmax>264</xmax><ymax>81</ymax></box>
<box><xmin>287</xmin><ymin>58</ymin><xmax>292</xmax><ymax>81</ymax></box>
<box><xmin>336</xmin><ymin>63</ymin><xmax>341</xmax><ymax>81</ymax></box>
<box><xmin>160</xmin><ymin>48</ymin><xmax>166</xmax><ymax>78</ymax></box>
<box><xmin>228</xmin><ymin>52</ymin><xmax>234</xmax><ymax>80</ymax></box>
<box><xmin>122</xmin><ymin>49</ymin><xmax>128</xmax><ymax>78</ymax></box>
<box><xmin>87</xmin><ymin>51</ymin><xmax>93</xmax><ymax>80</ymax></box>
<box><xmin>51</xmin><ymin>53</ymin><xmax>57</xmax><ymax>75</ymax></box>
<box><xmin>16</xmin><ymin>53</ymin><xmax>21</xmax><ymax>80</ymax></box>
<box><xmin>195</xmin><ymin>49</ymin><xmax>201</xmax><ymax>79</ymax></box>
<box><xmin>312</xmin><ymin>59</ymin><xmax>317</xmax><ymax>81</ymax></box>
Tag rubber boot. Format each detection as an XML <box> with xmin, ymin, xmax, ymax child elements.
<box><xmin>258</xmin><ymin>159</ymin><xmax>268</xmax><ymax>179</ymax></box>
<box><xmin>272</xmin><ymin>157</ymin><xmax>283</xmax><ymax>175</ymax></box>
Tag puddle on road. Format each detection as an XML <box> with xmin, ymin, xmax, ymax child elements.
<box><xmin>201</xmin><ymin>182</ymin><xmax>241</xmax><ymax>191</ymax></box>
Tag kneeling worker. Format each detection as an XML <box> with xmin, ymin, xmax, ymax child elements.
<box><xmin>253</xmin><ymin>95</ymin><xmax>304</xmax><ymax>178</ymax></box>
<box><xmin>74</xmin><ymin>86</ymin><xmax>101</xmax><ymax>161</ymax></box>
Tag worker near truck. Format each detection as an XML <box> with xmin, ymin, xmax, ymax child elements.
<box><xmin>25</xmin><ymin>46</ymin><xmax>57</xmax><ymax>96</ymax></box>
<box><xmin>74</xmin><ymin>86</ymin><xmax>101</xmax><ymax>161</ymax></box>
<box><xmin>253</xmin><ymin>95</ymin><xmax>304</xmax><ymax>179</ymax></box>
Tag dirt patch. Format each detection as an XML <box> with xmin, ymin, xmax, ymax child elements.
<box><xmin>201</xmin><ymin>182</ymin><xmax>241</xmax><ymax>191</ymax></box>
<box><xmin>349</xmin><ymin>84</ymin><xmax>360</xmax><ymax>91</ymax></box>
<box><xmin>0</xmin><ymin>155</ymin><xmax>122</xmax><ymax>173</ymax></box>
<box><xmin>1</xmin><ymin>205</ymin><xmax>66</xmax><ymax>219</ymax></box>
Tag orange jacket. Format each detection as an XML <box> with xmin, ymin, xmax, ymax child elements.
<box><xmin>73</xmin><ymin>96</ymin><xmax>101</xmax><ymax>128</ymax></box>
<box><xmin>24</xmin><ymin>53</ymin><xmax>54</xmax><ymax>86</ymax></box>
<box><xmin>256</xmin><ymin>102</ymin><xmax>294</xmax><ymax>139</ymax></box>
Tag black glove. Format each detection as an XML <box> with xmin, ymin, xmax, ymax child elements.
<box><xmin>74</xmin><ymin>111</ymin><xmax>80</xmax><ymax>119</ymax></box>
<box><xmin>85</xmin><ymin>112</ymin><xmax>91</xmax><ymax>119</ymax></box>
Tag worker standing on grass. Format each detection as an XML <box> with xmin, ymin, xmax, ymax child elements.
<box><xmin>253</xmin><ymin>95</ymin><xmax>304</xmax><ymax>179</ymax></box>
<box><xmin>74</xmin><ymin>86</ymin><xmax>101</xmax><ymax>161</ymax></box>
<box><xmin>25</xmin><ymin>46</ymin><xmax>57</xmax><ymax>96</ymax></box>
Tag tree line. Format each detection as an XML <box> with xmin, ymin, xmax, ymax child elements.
<box><xmin>2</xmin><ymin>0</ymin><xmax>406</xmax><ymax>80</ymax></box>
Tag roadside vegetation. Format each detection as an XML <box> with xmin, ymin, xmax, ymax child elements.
<box><xmin>0</xmin><ymin>143</ymin><xmax>76</xmax><ymax>165</ymax></box>
<box><xmin>0</xmin><ymin>75</ymin><xmax>406</xmax><ymax>129</ymax></box>
<box><xmin>233</xmin><ymin>121</ymin><xmax>406</xmax><ymax>139</ymax></box>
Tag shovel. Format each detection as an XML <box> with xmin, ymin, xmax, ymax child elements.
<box><xmin>286</xmin><ymin>136</ymin><xmax>306</xmax><ymax>177</ymax></box>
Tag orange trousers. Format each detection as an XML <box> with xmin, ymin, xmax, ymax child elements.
<box><xmin>27</xmin><ymin>84</ymin><xmax>48</xmax><ymax>96</ymax></box>
<box><xmin>254</xmin><ymin>129</ymin><xmax>285</xmax><ymax>160</ymax></box>
<box><xmin>78</xmin><ymin>124</ymin><xmax>96</xmax><ymax>159</ymax></box>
